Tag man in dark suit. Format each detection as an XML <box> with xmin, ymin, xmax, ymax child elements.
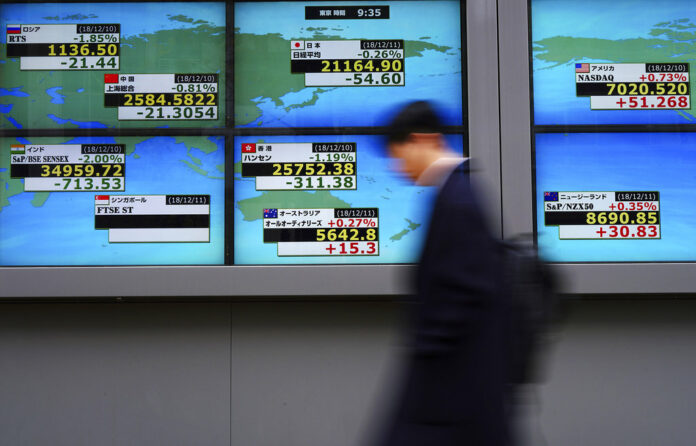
<box><xmin>377</xmin><ymin>101</ymin><xmax>512</xmax><ymax>446</ymax></box>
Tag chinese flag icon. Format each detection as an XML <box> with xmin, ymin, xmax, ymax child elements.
<box><xmin>242</xmin><ymin>143</ymin><xmax>256</xmax><ymax>153</ymax></box>
<box><xmin>104</xmin><ymin>73</ymin><xmax>119</xmax><ymax>83</ymax></box>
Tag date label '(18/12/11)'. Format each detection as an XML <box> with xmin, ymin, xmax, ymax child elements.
<box><xmin>263</xmin><ymin>208</ymin><xmax>379</xmax><ymax>256</ymax></box>
<box><xmin>544</xmin><ymin>191</ymin><xmax>661</xmax><ymax>239</ymax></box>
<box><xmin>95</xmin><ymin>194</ymin><xmax>210</xmax><ymax>243</ymax></box>
<box><xmin>291</xmin><ymin>40</ymin><xmax>404</xmax><ymax>87</ymax></box>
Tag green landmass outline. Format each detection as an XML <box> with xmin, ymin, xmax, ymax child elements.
<box><xmin>236</xmin><ymin>191</ymin><xmax>350</xmax><ymax>222</ymax></box>
<box><xmin>533</xmin><ymin>18</ymin><xmax>696</xmax><ymax>119</ymax></box>
<box><xmin>0</xmin><ymin>18</ymin><xmax>225</xmax><ymax>129</ymax></box>
<box><xmin>1</xmin><ymin>135</ymin><xmax>222</xmax><ymax>212</ymax></box>
<box><xmin>234</xmin><ymin>30</ymin><xmax>452</xmax><ymax>126</ymax></box>
<box><xmin>389</xmin><ymin>218</ymin><xmax>421</xmax><ymax>241</ymax></box>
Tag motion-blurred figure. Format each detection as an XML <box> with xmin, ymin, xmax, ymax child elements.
<box><xmin>375</xmin><ymin>101</ymin><xmax>514</xmax><ymax>446</ymax></box>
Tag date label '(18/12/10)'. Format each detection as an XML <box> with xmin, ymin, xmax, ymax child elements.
<box><xmin>575</xmin><ymin>63</ymin><xmax>690</xmax><ymax>110</ymax></box>
<box><xmin>103</xmin><ymin>73</ymin><xmax>218</xmax><ymax>120</ymax></box>
<box><xmin>10</xmin><ymin>144</ymin><xmax>125</xmax><ymax>192</ymax></box>
<box><xmin>6</xmin><ymin>24</ymin><xmax>120</xmax><ymax>70</ymax></box>
<box><xmin>241</xmin><ymin>142</ymin><xmax>357</xmax><ymax>191</ymax></box>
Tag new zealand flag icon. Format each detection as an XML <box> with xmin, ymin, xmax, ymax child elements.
<box><xmin>544</xmin><ymin>192</ymin><xmax>559</xmax><ymax>202</ymax></box>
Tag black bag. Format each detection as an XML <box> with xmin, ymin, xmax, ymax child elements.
<box><xmin>500</xmin><ymin>234</ymin><xmax>560</xmax><ymax>384</ymax></box>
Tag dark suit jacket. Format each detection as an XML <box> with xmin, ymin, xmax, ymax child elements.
<box><xmin>378</xmin><ymin>161</ymin><xmax>511</xmax><ymax>446</ymax></box>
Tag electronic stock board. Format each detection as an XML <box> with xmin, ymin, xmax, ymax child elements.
<box><xmin>0</xmin><ymin>1</ymin><xmax>465</xmax><ymax>296</ymax></box>
<box><xmin>531</xmin><ymin>0</ymin><xmax>696</xmax><ymax>266</ymax></box>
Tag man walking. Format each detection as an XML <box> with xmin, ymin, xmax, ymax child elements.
<box><xmin>377</xmin><ymin>101</ymin><xmax>512</xmax><ymax>446</ymax></box>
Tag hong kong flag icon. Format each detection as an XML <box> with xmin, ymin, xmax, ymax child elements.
<box><xmin>242</xmin><ymin>143</ymin><xmax>256</xmax><ymax>153</ymax></box>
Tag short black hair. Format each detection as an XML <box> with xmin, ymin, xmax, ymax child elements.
<box><xmin>385</xmin><ymin>101</ymin><xmax>444</xmax><ymax>144</ymax></box>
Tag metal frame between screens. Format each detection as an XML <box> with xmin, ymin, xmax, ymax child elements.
<box><xmin>0</xmin><ymin>0</ymin><xmax>501</xmax><ymax>299</ymax></box>
<box><xmin>499</xmin><ymin>0</ymin><xmax>696</xmax><ymax>294</ymax></box>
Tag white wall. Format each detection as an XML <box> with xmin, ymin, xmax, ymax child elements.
<box><xmin>0</xmin><ymin>303</ymin><xmax>231</xmax><ymax>446</ymax></box>
<box><xmin>2</xmin><ymin>299</ymin><xmax>696</xmax><ymax>446</ymax></box>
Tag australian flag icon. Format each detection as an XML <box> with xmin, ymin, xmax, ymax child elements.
<box><xmin>264</xmin><ymin>208</ymin><xmax>278</xmax><ymax>218</ymax></box>
<box><xmin>544</xmin><ymin>191</ymin><xmax>559</xmax><ymax>201</ymax></box>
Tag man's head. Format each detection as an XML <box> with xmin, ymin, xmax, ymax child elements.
<box><xmin>385</xmin><ymin>101</ymin><xmax>448</xmax><ymax>182</ymax></box>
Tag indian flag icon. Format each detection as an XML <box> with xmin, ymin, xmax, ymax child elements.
<box><xmin>11</xmin><ymin>144</ymin><xmax>25</xmax><ymax>154</ymax></box>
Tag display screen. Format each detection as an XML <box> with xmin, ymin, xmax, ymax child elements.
<box><xmin>234</xmin><ymin>1</ymin><xmax>463</xmax><ymax>128</ymax></box>
<box><xmin>532</xmin><ymin>0</ymin><xmax>696</xmax><ymax>265</ymax></box>
<box><xmin>532</xmin><ymin>0</ymin><xmax>696</xmax><ymax>125</ymax></box>
<box><xmin>0</xmin><ymin>2</ymin><xmax>225</xmax><ymax>129</ymax></box>
<box><xmin>233</xmin><ymin>134</ymin><xmax>465</xmax><ymax>264</ymax></box>
<box><xmin>535</xmin><ymin>132</ymin><xmax>696</xmax><ymax>262</ymax></box>
<box><xmin>0</xmin><ymin>136</ymin><xmax>225</xmax><ymax>265</ymax></box>
<box><xmin>0</xmin><ymin>1</ymin><xmax>466</xmax><ymax>269</ymax></box>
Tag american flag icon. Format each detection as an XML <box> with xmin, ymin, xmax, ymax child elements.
<box><xmin>264</xmin><ymin>208</ymin><xmax>278</xmax><ymax>218</ymax></box>
<box><xmin>575</xmin><ymin>63</ymin><xmax>590</xmax><ymax>73</ymax></box>
<box><xmin>544</xmin><ymin>192</ymin><xmax>559</xmax><ymax>202</ymax></box>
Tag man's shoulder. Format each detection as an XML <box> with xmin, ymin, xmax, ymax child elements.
<box><xmin>453</xmin><ymin>159</ymin><xmax>470</xmax><ymax>173</ymax></box>
<box><xmin>439</xmin><ymin>160</ymin><xmax>472</xmax><ymax>200</ymax></box>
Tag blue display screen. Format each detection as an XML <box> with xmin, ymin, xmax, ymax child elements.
<box><xmin>233</xmin><ymin>134</ymin><xmax>465</xmax><ymax>264</ymax></box>
<box><xmin>536</xmin><ymin>132</ymin><xmax>696</xmax><ymax>262</ymax></box>
<box><xmin>0</xmin><ymin>1</ymin><xmax>467</xmax><ymax>267</ymax></box>
<box><xmin>235</xmin><ymin>1</ymin><xmax>463</xmax><ymax>128</ymax></box>
<box><xmin>0</xmin><ymin>136</ymin><xmax>225</xmax><ymax>265</ymax></box>
<box><xmin>532</xmin><ymin>0</ymin><xmax>696</xmax><ymax>264</ymax></box>
<box><xmin>532</xmin><ymin>0</ymin><xmax>696</xmax><ymax>125</ymax></box>
<box><xmin>0</xmin><ymin>2</ymin><xmax>226</xmax><ymax>130</ymax></box>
